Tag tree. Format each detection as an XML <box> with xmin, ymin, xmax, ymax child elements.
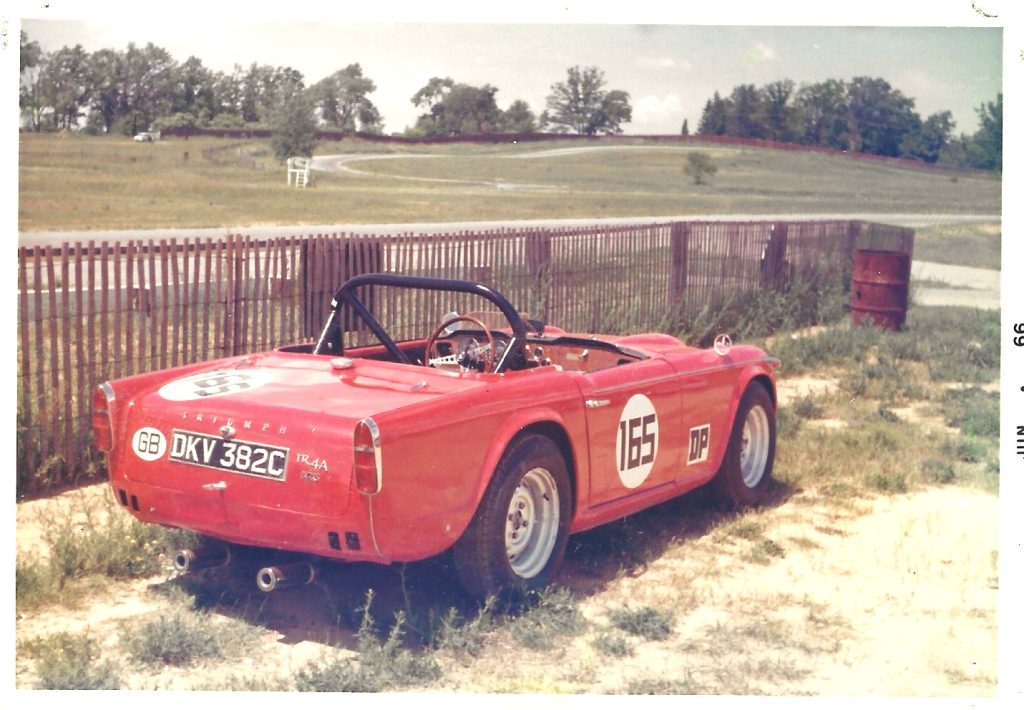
<box><xmin>270</xmin><ymin>83</ymin><xmax>316</xmax><ymax>161</ymax></box>
<box><xmin>684</xmin><ymin>151</ymin><xmax>718</xmax><ymax>185</ymax></box>
<box><xmin>724</xmin><ymin>84</ymin><xmax>765</xmax><ymax>139</ymax></box>
<box><xmin>681</xmin><ymin>118</ymin><xmax>689</xmax><ymax>136</ymax></box>
<box><xmin>967</xmin><ymin>94</ymin><xmax>1002</xmax><ymax>171</ymax></box>
<box><xmin>410</xmin><ymin>77</ymin><xmax>502</xmax><ymax>136</ymax></box>
<box><xmin>500</xmin><ymin>100</ymin><xmax>538</xmax><ymax>133</ymax></box>
<box><xmin>312</xmin><ymin>64</ymin><xmax>382</xmax><ymax>133</ymax></box>
<box><xmin>87</xmin><ymin>48</ymin><xmax>124</xmax><ymax>133</ymax></box>
<box><xmin>545</xmin><ymin>66</ymin><xmax>632</xmax><ymax>135</ymax></box>
<box><xmin>120</xmin><ymin>43</ymin><xmax>178</xmax><ymax>134</ymax></box>
<box><xmin>591</xmin><ymin>89</ymin><xmax>632</xmax><ymax>135</ymax></box>
<box><xmin>759</xmin><ymin>79</ymin><xmax>798</xmax><ymax>142</ymax></box>
<box><xmin>793</xmin><ymin>79</ymin><xmax>850</xmax><ymax>149</ymax></box>
<box><xmin>19</xmin><ymin>33</ymin><xmax>46</xmax><ymax>131</ymax></box>
<box><xmin>172</xmin><ymin>56</ymin><xmax>218</xmax><ymax>122</ymax></box>
<box><xmin>20</xmin><ymin>31</ymin><xmax>41</xmax><ymax>73</ymax></box>
<box><xmin>899</xmin><ymin>110</ymin><xmax>954</xmax><ymax>163</ymax></box>
<box><xmin>213</xmin><ymin>66</ymin><xmax>244</xmax><ymax>119</ymax></box>
<box><xmin>846</xmin><ymin>76</ymin><xmax>920</xmax><ymax>157</ymax></box>
<box><xmin>39</xmin><ymin>44</ymin><xmax>92</xmax><ymax>129</ymax></box>
<box><xmin>697</xmin><ymin>92</ymin><xmax>729</xmax><ymax>135</ymax></box>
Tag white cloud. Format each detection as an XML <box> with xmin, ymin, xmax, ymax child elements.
<box><xmin>632</xmin><ymin>94</ymin><xmax>685</xmax><ymax>133</ymax></box>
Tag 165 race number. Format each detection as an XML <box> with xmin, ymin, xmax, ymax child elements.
<box><xmin>616</xmin><ymin>394</ymin><xmax>659</xmax><ymax>489</ymax></box>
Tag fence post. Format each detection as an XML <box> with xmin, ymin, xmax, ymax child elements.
<box><xmin>525</xmin><ymin>229</ymin><xmax>553</xmax><ymax>322</ymax></box>
<box><xmin>760</xmin><ymin>222</ymin><xmax>789</xmax><ymax>288</ymax></box>
<box><xmin>670</xmin><ymin>221</ymin><xmax>690</xmax><ymax>304</ymax></box>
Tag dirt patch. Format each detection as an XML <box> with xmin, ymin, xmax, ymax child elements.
<box><xmin>15</xmin><ymin>481</ymin><xmax>998</xmax><ymax>694</ymax></box>
<box><xmin>775</xmin><ymin>374</ymin><xmax>840</xmax><ymax>406</ymax></box>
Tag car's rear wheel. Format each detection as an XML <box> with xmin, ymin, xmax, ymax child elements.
<box><xmin>711</xmin><ymin>382</ymin><xmax>776</xmax><ymax>508</ymax></box>
<box><xmin>453</xmin><ymin>434</ymin><xmax>571</xmax><ymax>600</ymax></box>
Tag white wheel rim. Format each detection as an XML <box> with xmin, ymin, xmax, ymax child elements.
<box><xmin>505</xmin><ymin>467</ymin><xmax>560</xmax><ymax>579</ymax></box>
<box><xmin>739</xmin><ymin>405</ymin><xmax>771</xmax><ymax>488</ymax></box>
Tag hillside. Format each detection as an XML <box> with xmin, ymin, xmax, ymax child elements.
<box><xmin>18</xmin><ymin>134</ymin><xmax>1000</xmax><ymax>232</ymax></box>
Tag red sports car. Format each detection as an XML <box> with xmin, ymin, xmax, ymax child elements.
<box><xmin>93</xmin><ymin>274</ymin><xmax>780</xmax><ymax>599</ymax></box>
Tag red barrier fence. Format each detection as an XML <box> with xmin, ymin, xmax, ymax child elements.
<box><xmin>16</xmin><ymin>219</ymin><xmax>912</xmax><ymax>495</ymax></box>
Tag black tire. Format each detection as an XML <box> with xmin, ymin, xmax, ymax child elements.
<box><xmin>711</xmin><ymin>382</ymin><xmax>776</xmax><ymax>508</ymax></box>
<box><xmin>453</xmin><ymin>434</ymin><xmax>572</xmax><ymax>601</ymax></box>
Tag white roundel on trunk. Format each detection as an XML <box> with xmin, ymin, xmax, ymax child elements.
<box><xmin>616</xmin><ymin>393</ymin><xmax>659</xmax><ymax>488</ymax></box>
<box><xmin>158</xmin><ymin>369</ymin><xmax>266</xmax><ymax>401</ymax></box>
<box><xmin>131</xmin><ymin>427</ymin><xmax>167</xmax><ymax>462</ymax></box>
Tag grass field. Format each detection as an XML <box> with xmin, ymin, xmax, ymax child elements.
<box><xmin>18</xmin><ymin>133</ymin><xmax>1001</xmax><ymax>232</ymax></box>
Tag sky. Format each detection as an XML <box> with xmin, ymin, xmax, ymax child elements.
<box><xmin>15</xmin><ymin>3</ymin><xmax>1004</xmax><ymax>136</ymax></box>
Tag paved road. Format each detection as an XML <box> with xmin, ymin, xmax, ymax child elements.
<box><xmin>911</xmin><ymin>260</ymin><xmax>1001</xmax><ymax>311</ymax></box>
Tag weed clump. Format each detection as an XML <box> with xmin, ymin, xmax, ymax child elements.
<box><xmin>506</xmin><ymin>586</ymin><xmax>587</xmax><ymax>651</ymax></box>
<box><xmin>942</xmin><ymin>387</ymin><xmax>999</xmax><ymax>437</ymax></box>
<box><xmin>431</xmin><ymin>597</ymin><xmax>497</xmax><ymax>660</ymax></box>
<box><xmin>24</xmin><ymin>631</ymin><xmax>121</xmax><ymax>689</ymax></box>
<box><xmin>296</xmin><ymin>590</ymin><xmax>442</xmax><ymax>692</ymax></box>
<box><xmin>120</xmin><ymin>592</ymin><xmax>260</xmax><ymax>666</ymax></box>
<box><xmin>592</xmin><ymin>631</ymin><xmax>634</xmax><ymax>657</ymax></box>
<box><xmin>608</xmin><ymin>605</ymin><xmax>675</xmax><ymax>641</ymax></box>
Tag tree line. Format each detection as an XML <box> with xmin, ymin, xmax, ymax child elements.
<box><xmin>18</xmin><ymin>32</ymin><xmax>631</xmax><ymax>148</ymax></box>
<box><xmin>20</xmin><ymin>31</ymin><xmax>999</xmax><ymax>171</ymax></box>
<box><xmin>695</xmin><ymin>78</ymin><xmax>1001</xmax><ymax>171</ymax></box>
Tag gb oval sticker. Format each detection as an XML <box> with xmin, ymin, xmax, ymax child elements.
<box><xmin>132</xmin><ymin>427</ymin><xmax>167</xmax><ymax>462</ymax></box>
<box><xmin>616</xmin><ymin>394</ymin><xmax>659</xmax><ymax>488</ymax></box>
<box><xmin>158</xmin><ymin>370</ymin><xmax>266</xmax><ymax>401</ymax></box>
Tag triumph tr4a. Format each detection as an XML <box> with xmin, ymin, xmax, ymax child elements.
<box><xmin>94</xmin><ymin>273</ymin><xmax>780</xmax><ymax>600</ymax></box>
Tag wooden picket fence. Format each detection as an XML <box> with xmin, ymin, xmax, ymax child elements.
<box><xmin>16</xmin><ymin>219</ymin><xmax>912</xmax><ymax>495</ymax></box>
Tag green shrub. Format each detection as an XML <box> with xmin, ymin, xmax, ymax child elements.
<box><xmin>295</xmin><ymin>591</ymin><xmax>441</xmax><ymax>692</ymax></box>
<box><xmin>25</xmin><ymin>631</ymin><xmax>121</xmax><ymax>689</ymax></box>
<box><xmin>431</xmin><ymin>597</ymin><xmax>497</xmax><ymax>659</ymax></box>
<box><xmin>608</xmin><ymin>605</ymin><xmax>675</xmax><ymax>641</ymax></box>
<box><xmin>920</xmin><ymin>458</ymin><xmax>957</xmax><ymax>484</ymax></box>
<box><xmin>16</xmin><ymin>556</ymin><xmax>57</xmax><ymax>609</ymax></box>
<box><xmin>866</xmin><ymin>470</ymin><xmax>908</xmax><ymax>494</ymax></box>
<box><xmin>791</xmin><ymin>394</ymin><xmax>825</xmax><ymax>420</ymax></box>
<box><xmin>121</xmin><ymin>595</ymin><xmax>260</xmax><ymax>666</ymax></box>
<box><xmin>942</xmin><ymin>387</ymin><xmax>999</xmax><ymax>437</ymax></box>
<box><xmin>749</xmin><ymin>538</ymin><xmax>787</xmax><ymax>564</ymax></box>
<box><xmin>683</xmin><ymin>151</ymin><xmax>718</xmax><ymax>185</ymax></box>
<box><xmin>507</xmin><ymin>586</ymin><xmax>587</xmax><ymax>651</ymax></box>
<box><xmin>953</xmin><ymin>436</ymin><xmax>987</xmax><ymax>464</ymax></box>
<box><xmin>32</xmin><ymin>491</ymin><xmax>198</xmax><ymax>600</ymax></box>
<box><xmin>592</xmin><ymin>631</ymin><xmax>634</xmax><ymax>657</ymax></box>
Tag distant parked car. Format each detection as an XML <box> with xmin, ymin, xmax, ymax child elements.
<box><xmin>134</xmin><ymin>132</ymin><xmax>159</xmax><ymax>142</ymax></box>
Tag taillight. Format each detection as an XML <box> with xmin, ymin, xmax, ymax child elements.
<box><xmin>353</xmin><ymin>418</ymin><xmax>382</xmax><ymax>496</ymax></box>
<box><xmin>92</xmin><ymin>382</ymin><xmax>115</xmax><ymax>452</ymax></box>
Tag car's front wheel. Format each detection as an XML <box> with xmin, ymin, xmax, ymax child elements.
<box><xmin>453</xmin><ymin>435</ymin><xmax>571</xmax><ymax>600</ymax></box>
<box><xmin>711</xmin><ymin>382</ymin><xmax>776</xmax><ymax>508</ymax></box>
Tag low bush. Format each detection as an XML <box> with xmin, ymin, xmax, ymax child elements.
<box><xmin>295</xmin><ymin>590</ymin><xmax>442</xmax><ymax>692</ymax></box>
<box><xmin>24</xmin><ymin>631</ymin><xmax>121</xmax><ymax>690</ymax></box>
<box><xmin>506</xmin><ymin>586</ymin><xmax>587</xmax><ymax>651</ymax></box>
<box><xmin>592</xmin><ymin>631</ymin><xmax>634</xmax><ymax>657</ymax></box>
<box><xmin>608</xmin><ymin>605</ymin><xmax>675</xmax><ymax>641</ymax></box>
<box><xmin>120</xmin><ymin>591</ymin><xmax>261</xmax><ymax>666</ymax></box>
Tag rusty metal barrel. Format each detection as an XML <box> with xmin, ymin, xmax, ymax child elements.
<box><xmin>851</xmin><ymin>249</ymin><xmax>910</xmax><ymax>331</ymax></box>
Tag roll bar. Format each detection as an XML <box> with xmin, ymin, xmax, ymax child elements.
<box><xmin>314</xmin><ymin>273</ymin><xmax>529</xmax><ymax>372</ymax></box>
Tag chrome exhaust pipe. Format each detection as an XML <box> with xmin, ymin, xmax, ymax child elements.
<box><xmin>173</xmin><ymin>544</ymin><xmax>231</xmax><ymax>573</ymax></box>
<box><xmin>256</xmin><ymin>562</ymin><xmax>316</xmax><ymax>592</ymax></box>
